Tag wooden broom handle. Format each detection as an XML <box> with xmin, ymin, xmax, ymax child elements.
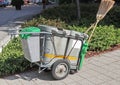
<box><xmin>85</xmin><ymin>23</ymin><xmax>95</xmax><ymax>34</ymax></box>
<box><xmin>87</xmin><ymin>20</ymin><xmax>99</xmax><ymax>43</ymax></box>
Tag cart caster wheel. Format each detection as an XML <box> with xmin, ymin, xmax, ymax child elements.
<box><xmin>69</xmin><ymin>70</ymin><xmax>78</xmax><ymax>74</ymax></box>
<box><xmin>51</xmin><ymin>60</ymin><xmax>70</xmax><ymax>80</ymax></box>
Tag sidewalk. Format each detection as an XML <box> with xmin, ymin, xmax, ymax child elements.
<box><xmin>0</xmin><ymin>49</ymin><xmax>120</xmax><ymax>85</ymax></box>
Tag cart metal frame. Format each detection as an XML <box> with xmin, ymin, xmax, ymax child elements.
<box><xmin>18</xmin><ymin>31</ymin><xmax>86</xmax><ymax>79</ymax></box>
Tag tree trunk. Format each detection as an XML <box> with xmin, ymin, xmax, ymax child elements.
<box><xmin>76</xmin><ymin>0</ymin><xmax>81</xmax><ymax>22</ymax></box>
<box><xmin>72</xmin><ymin>0</ymin><xmax>74</xmax><ymax>3</ymax></box>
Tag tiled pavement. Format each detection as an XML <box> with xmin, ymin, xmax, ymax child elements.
<box><xmin>0</xmin><ymin>49</ymin><xmax>120</xmax><ymax>85</ymax></box>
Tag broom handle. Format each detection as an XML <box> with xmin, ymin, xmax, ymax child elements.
<box><xmin>87</xmin><ymin>20</ymin><xmax>99</xmax><ymax>43</ymax></box>
<box><xmin>85</xmin><ymin>23</ymin><xmax>95</xmax><ymax>34</ymax></box>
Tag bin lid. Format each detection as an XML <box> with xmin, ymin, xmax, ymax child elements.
<box><xmin>20</xmin><ymin>27</ymin><xmax>41</xmax><ymax>39</ymax></box>
<box><xmin>70</xmin><ymin>31</ymin><xmax>88</xmax><ymax>40</ymax></box>
<box><xmin>38</xmin><ymin>25</ymin><xmax>58</xmax><ymax>32</ymax></box>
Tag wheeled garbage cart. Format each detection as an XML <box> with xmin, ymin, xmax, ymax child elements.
<box><xmin>20</xmin><ymin>25</ymin><xmax>88</xmax><ymax>80</ymax></box>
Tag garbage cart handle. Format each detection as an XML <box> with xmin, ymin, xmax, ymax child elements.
<box><xmin>52</xmin><ymin>30</ymin><xmax>66</xmax><ymax>37</ymax></box>
<box><xmin>75</xmin><ymin>33</ymin><xmax>88</xmax><ymax>40</ymax></box>
<box><xmin>10</xmin><ymin>32</ymin><xmax>52</xmax><ymax>35</ymax></box>
<box><xmin>75</xmin><ymin>34</ymin><xmax>84</xmax><ymax>39</ymax></box>
<box><xmin>20</xmin><ymin>32</ymin><xmax>52</xmax><ymax>35</ymax></box>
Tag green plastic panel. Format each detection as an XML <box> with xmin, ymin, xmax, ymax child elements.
<box><xmin>20</xmin><ymin>27</ymin><xmax>41</xmax><ymax>39</ymax></box>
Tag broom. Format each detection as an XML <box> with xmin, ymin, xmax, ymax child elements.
<box><xmin>87</xmin><ymin>0</ymin><xmax>115</xmax><ymax>43</ymax></box>
<box><xmin>79</xmin><ymin>0</ymin><xmax>115</xmax><ymax>69</ymax></box>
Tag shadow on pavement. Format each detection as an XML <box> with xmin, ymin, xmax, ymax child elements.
<box><xmin>4</xmin><ymin>70</ymin><xmax>55</xmax><ymax>81</ymax></box>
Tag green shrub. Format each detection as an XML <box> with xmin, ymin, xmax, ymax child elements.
<box><xmin>89</xmin><ymin>25</ymin><xmax>117</xmax><ymax>51</ymax></box>
<box><xmin>41</xmin><ymin>4</ymin><xmax>98</xmax><ymax>25</ymax></box>
<box><xmin>68</xmin><ymin>25</ymin><xmax>119</xmax><ymax>51</ymax></box>
<box><xmin>41</xmin><ymin>4</ymin><xmax>77</xmax><ymax>24</ymax></box>
<box><xmin>22</xmin><ymin>16</ymin><xmax>68</xmax><ymax>29</ymax></box>
<box><xmin>115</xmin><ymin>29</ymin><xmax>120</xmax><ymax>44</ymax></box>
<box><xmin>0</xmin><ymin>37</ymin><xmax>29</xmax><ymax>76</ymax></box>
<box><xmin>59</xmin><ymin>0</ymin><xmax>73</xmax><ymax>5</ymax></box>
<box><xmin>102</xmin><ymin>6</ymin><xmax>120</xmax><ymax>28</ymax></box>
<box><xmin>41</xmin><ymin>4</ymin><xmax>120</xmax><ymax>27</ymax></box>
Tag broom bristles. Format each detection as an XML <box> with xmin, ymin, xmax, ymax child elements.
<box><xmin>96</xmin><ymin>0</ymin><xmax>115</xmax><ymax>21</ymax></box>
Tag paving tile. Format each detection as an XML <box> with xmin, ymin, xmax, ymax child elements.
<box><xmin>112</xmin><ymin>69</ymin><xmax>120</xmax><ymax>75</ymax></box>
<box><xmin>78</xmin><ymin>72</ymin><xmax>93</xmax><ymax>79</ymax></box>
<box><xmin>4</xmin><ymin>75</ymin><xmax>21</xmax><ymax>80</ymax></box>
<box><xmin>89</xmin><ymin>65</ymin><xmax>109</xmax><ymax>74</ymax></box>
<box><xmin>69</xmin><ymin>74</ymin><xmax>85</xmax><ymax>81</ymax></box>
<box><xmin>83</xmin><ymin>61</ymin><xmax>90</xmax><ymax>66</ymax></box>
<box><xmin>4</xmin><ymin>75</ymin><xmax>23</xmax><ymax>85</ymax></box>
<box><xmin>79</xmin><ymin>66</ymin><xmax>91</xmax><ymax>73</ymax></box>
<box><xmin>85</xmin><ymin>69</ymin><xmax>101</xmax><ymax>76</ymax></box>
<box><xmin>61</xmin><ymin>77</ymin><xmax>75</xmax><ymax>84</ymax></box>
<box><xmin>65</xmin><ymin>82</ymin><xmax>81</xmax><ymax>85</ymax></box>
<box><xmin>85</xmin><ymin>64</ymin><xmax>111</xmax><ymax>75</ymax></box>
<box><xmin>86</xmin><ymin>76</ymin><xmax>105</xmax><ymax>85</ymax></box>
<box><xmin>109</xmin><ymin>50</ymin><xmax>120</xmax><ymax>55</ymax></box>
<box><xmin>96</xmin><ymin>74</ymin><xmax>113</xmax><ymax>82</ymax></box>
<box><xmin>19</xmin><ymin>71</ymin><xmax>39</xmax><ymax>80</ymax></box>
<box><xmin>0</xmin><ymin>79</ymin><xmax>8</xmax><ymax>85</ymax></box>
<box><xmin>28</xmin><ymin>78</ymin><xmax>49</xmax><ymax>85</ymax></box>
<box><xmin>114</xmin><ymin>61</ymin><xmax>120</xmax><ymax>65</ymax></box>
<box><xmin>5</xmin><ymin>79</ymin><xmax>22</xmax><ymax>85</ymax></box>
<box><xmin>101</xmin><ymin>65</ymin><xmax>117</xmax><ymax>71</ymax></box>
<box><xmin>48</xmin><ymin>81</ymin><xmax>66</xmax><ymax>85</ymax></box>
<box><xmin>89</xmin><ymin>60</ymin><xmax>105</xmax><ymax>66</ymax></box>
<box><xmin>108</xmin><ymin>64</ymin><xmax>120</xmax><ymax>70</ymax></box>
<box><xmin>77</xmin><ymin>70</ymin><xmax>100</xmax><ymax>79</ymax></box>
<box><xmin>100</xmin><ymin>80</ymin><xmax>120</xmax><ymax>85</ymax></box>
<box><xmin>77</xmin><ymin>79</ymin><xmax>95</xmax><ymax>85</ymax></box>
<box><xmin>33</xmin><ymin>81</ymin><xmax>50</xmax><ymax>85</ymax></box>
<box><xmin>103</xmin><ymin>71</ymin><xmax>120</xmax><ymax>79</ymax></box>
<box><xmin>105</xmin><ymin>55</ymin><xmax>120</xmax><ymax>60</ymax></box>
<box><xmin>85</xmin><ymin>63</ymin><xmax>99</xmax><ymax>70</ymax></box>
<box><xmin>108</xmin><ymin>52</ymin><xmax>120</xmax><ymax>56</ymax></box>
<box><xmin>116</xmin><ymin>77</ymin><xmax>120</xmax><ymax>82</ymax></box>
<box><xmin>94</xmin><ymin>58</ymin><xmax>116</xmax><ymax>65</ymax></box>
<box><xmin>101</xmin><ymin>54</ymin><xmax>119</xmax><ymax>62</ymax></box>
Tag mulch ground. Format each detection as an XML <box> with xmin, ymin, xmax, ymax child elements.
<box><xmin>85</xmin><ymin>44</ymin><xmax>120</xmax><ymax>58</ymax></box>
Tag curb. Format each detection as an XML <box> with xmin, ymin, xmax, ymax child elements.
<box><xmin>0</xmin><ymin>25</ymin><xmax>21</xmax><ymax>53</ymax></box>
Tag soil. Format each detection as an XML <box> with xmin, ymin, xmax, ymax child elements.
<box><xmin>85</xmin><ymin>44</ymin><xmax>120</xmax><ymax>58</ymax></box>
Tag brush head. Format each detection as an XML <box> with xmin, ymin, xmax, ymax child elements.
<box><xmin>96</xmin><ymin>0</ymin><xmax>115</xmax><ymax>21</ymax></box>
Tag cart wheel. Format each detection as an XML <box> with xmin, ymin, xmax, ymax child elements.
<box><xmin>51</xmin><ymin>60</ymin><xmax>70</xmax><ymax>80</ymax></box>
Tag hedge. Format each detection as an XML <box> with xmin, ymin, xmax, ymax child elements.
<box><xmin>0</xmin><ymin>38</ymin><xmax>30</xmax><ymax>76</ymax></box>
<box><xmin>41</xmin><ymin>4</ymin><xmax>120</xmax><ymax>27</ymax></box>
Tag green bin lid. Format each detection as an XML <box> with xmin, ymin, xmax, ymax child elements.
<box><xmin>20</xmin><ymin>27</ymin><xmax>41</xmax><ymax>39</ymax></box>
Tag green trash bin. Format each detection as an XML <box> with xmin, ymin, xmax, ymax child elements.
<box><xmin>20</xmin><ymin>27</ymin><xmax>41</xmax><ymax>62</ymax></box>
